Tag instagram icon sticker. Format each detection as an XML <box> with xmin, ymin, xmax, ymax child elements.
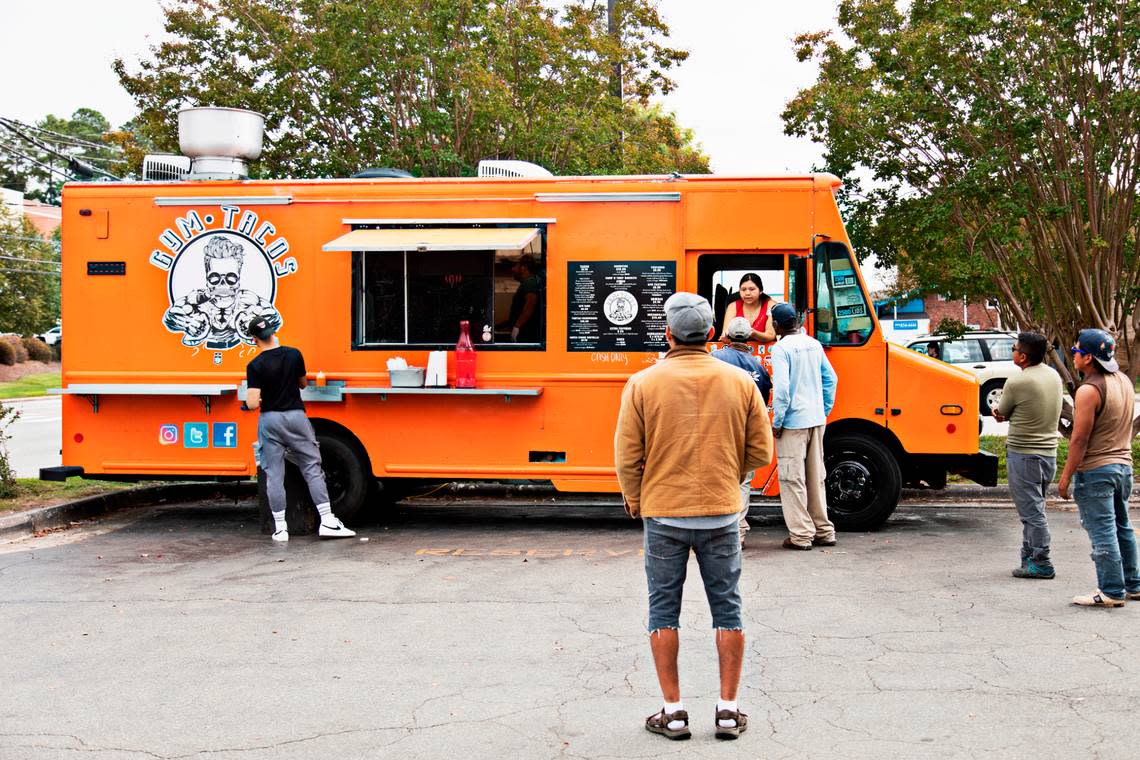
<box><xmin>159</xmin><ymin>424</ymin><xmax>179</xmax><ymax>445</ymax></box>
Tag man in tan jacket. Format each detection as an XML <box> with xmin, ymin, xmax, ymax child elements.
<box><xmin>615</xmin><ymin>291</ymin><xmax>773</xmax><ymax>741</ymax></box>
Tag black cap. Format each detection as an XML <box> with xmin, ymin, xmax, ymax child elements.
<box><xmin>248</xmin><ymin>316</ymin><xmax>277</xmax><ymax>341</ymax></box>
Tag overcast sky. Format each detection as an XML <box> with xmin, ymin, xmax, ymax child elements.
<box><xmin>3</xmin><ymin>0</ymin><xmax>839</xmax><ymax>174</ymax></box>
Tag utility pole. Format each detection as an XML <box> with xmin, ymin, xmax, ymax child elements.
<box><xmin>608</xmin><ymin>0</ymin><xmax>622</xmax><ymax>99</ymax></box>
<box><xmin>608</xmin><ymin>0</ymin><xmax>623</xmax><ymax>163</ymax></box>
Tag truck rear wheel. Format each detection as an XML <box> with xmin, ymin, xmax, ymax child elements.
<box><xmin>824</xmin><ymin>435</ymin><xmax>902</xmax><ymax>531</ymax></box>
<box><xmin>316</xmin><ymin>432</ymin><xmax>369</xmax><ymax>523</ymax></box>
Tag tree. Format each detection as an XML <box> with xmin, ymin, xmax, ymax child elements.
<box><xmin>0</xmin><ymin>212</ymin><xmax>60</xmax><ymax>335</ymax></box>
<box><xmin>783</xmin><ymin>0</ymin><xmax>1140</xmax><ymax>381</ymax></box>
<box><xmin>114</xmin><ymin>0</ymin><xmax>709</xmax><ymax>178</ymax></box>
<box><xmin>0</xmin><ymin>108</ymin><xmax>132</xmax><ymax>204</ymax></box>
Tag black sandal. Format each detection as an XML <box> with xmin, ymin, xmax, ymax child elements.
<box><xmin>715</xmin><ymin>708</ymin><xmax>748</xmax><ymax>740</ymax></box>
<box><xmin>645</xmin><ymin>708</ymin><xmax>691</xmax><ymax>740</ymax></box>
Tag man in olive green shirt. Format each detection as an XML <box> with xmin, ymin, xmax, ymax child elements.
<box><xmin>994</xmin><ymin>332</ymin><xmax>1063</xmax><ymax>579</ymax></box>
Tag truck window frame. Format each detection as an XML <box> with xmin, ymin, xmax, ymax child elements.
<box><xmin>812</xmin><ymin>240</ymin><xmax>874</xmax><ymax>347</ymax></box>
<box><xmin>350</xmin><ymin>223</ymin><xmax>548</xmax><ymax>351</ymax></box>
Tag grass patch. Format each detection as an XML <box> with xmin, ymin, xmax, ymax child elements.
<box><xmin>0</xmin><ymin>372</ymin><xmax>60</xmax><ymax>400</ymax></box>
<box><xmin>0</xmin><ymin>477</ymin><xmax>135</xmax><ymax>514</ymax></box>
<box><xmin>977</xmin><ymin>434</ymin><xmax>1140</xmax><ymax>484</ymax></box>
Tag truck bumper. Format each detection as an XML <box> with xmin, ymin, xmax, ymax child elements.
<box><xmin>945</xmin><ymin>451</ymin><xmax>999</xmax><ymax>487</ymax></box>
<box><xmin>40</xmin><ymin>466</ymin><xmax>85</xmax><ymax>482</ymax></box>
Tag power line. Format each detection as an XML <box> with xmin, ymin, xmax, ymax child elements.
<box><xmin>0</xmin><ymin>254</ymin><xmax>60</xmax><ymax>267</ymax></box>
<box><xmin>5</xmin><ymin>118</ymin><xmax>122</xmax><ymax>153</ymax></box>
<box><xmin>0</xmin><ymin>267</ymin><xmax>61</xmax><ymax>275</ymax></box>
<box><xmin>0</xmin><ymin>118</ymin><xmax>121</xmax><ymax>180</ymax></box>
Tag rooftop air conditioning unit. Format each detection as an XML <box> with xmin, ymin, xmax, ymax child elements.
<box><xmin>477</xmin><ymin>160</ymin><xmax>553</xmax><ymax>178</ymax></box>
<box><xmin>142</xmin><ymin>154</ymin><xmax>192</xmax><ymax>182</ymax></box>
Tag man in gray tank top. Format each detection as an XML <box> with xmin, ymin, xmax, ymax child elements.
<box><xmin>1058</xmin><ymin>329</ymin><xmax>1138</xmax><ymax>607</ymax></box>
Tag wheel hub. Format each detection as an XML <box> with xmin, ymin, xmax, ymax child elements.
<box><xmin>828</xmin><ymin>460</ymin><xmax>874</xmax><ymax>506</ymax></box>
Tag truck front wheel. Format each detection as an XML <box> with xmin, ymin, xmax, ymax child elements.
<box><xmin>824</xmin><ymin>435</ymin><xmax>902</xmax><ymax>531</ymax></box>
<box><xmin>316</xmin><ymin>432</ymin><xmax>370</xmax><ymax>523</ymax></box>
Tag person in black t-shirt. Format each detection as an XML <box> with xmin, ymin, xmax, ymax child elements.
<box><xmin>498</xmin><ymin>254</ymin><xmax>541</xmax><ymax>343</ymax></box>
<box><xmin>245</xmin><ymin>316</ymin><xmax>355</xmax><ymax>541</ymax></box>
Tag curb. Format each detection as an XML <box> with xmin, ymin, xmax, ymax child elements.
<box><xmin>0</xmin><ymin>395</ymin><xmax>57</xmax><ymax>404</ymax></box>
<box><xmin>0</xmin><ymin>481</ymin><xmax>256</xmax><ymax>540</ymax></box>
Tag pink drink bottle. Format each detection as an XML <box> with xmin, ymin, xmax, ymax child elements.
<box><xmin>455</xmin><ymin>320</ymin><xmax>477</xmax><ymax>388</ymax></box>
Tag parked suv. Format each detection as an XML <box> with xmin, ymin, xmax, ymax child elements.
<box><xmin>906</xmin><ymin>330</ymin><xmax>1018</xmax><ymax>416</ymax></box>
<box><xmin>38</xmin><ymin>325</ymin><xmax>61</xmax><ymax>346</ymax></box>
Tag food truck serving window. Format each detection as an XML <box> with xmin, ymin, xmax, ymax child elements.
<box><xmin>326</xmin><ymin>226</ymin><xmax>546</xmax><ymax>349</ymax></box>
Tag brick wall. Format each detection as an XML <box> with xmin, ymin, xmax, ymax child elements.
<box><xmin>924</xmin><ymin>296</ymin><xmax>1003</xmax><ymax>330</ymax></box>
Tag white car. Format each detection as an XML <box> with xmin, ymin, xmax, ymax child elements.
<box><xmin>38</xmin><ymin>325</ymin><xmax>61</xmax><ymax>346</ymax></box>
<box><xmin>906</xmin><ymin>331</ymin><xmax>1018</xmax><ymax>416</ymax></box>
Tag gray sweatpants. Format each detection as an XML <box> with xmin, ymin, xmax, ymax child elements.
<box><xmin>1007</xmin><ymin>451</ymin><xmax>1055</xmax><ymax>563</ymax></box>
<box><xmin>259</xmin><ymin>410</ymin><xmax>330</xmax><ymax>518</ymax></box>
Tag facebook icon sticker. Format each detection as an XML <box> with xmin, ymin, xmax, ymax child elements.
<box><xmin>183</xmin><ymin>422</ymin><xmax>209</xmax><ymax>449</ymax></box>
<box><xmin>213</xmin><ymin>422</ymin><xmax>238</xmax><ymax>449</ymax></box>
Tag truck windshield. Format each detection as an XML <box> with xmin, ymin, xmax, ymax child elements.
<box><xmin>814</xmin><ymin>242</ymin><xmax>873</xmax><ymax>346</ymax></box>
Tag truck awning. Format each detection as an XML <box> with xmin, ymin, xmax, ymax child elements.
<box><xmin>322</xmin><ymin>227</ymin><xmax>540</xmax><ymax>252</ymax></box>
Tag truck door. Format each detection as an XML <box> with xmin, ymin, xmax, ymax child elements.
<box><xmin>693</xmin><ymin>251</ymin><xmax>796</xmax><ymax>493</ymax></box>
<box><xmin>810</xmin><ymin>240</ymin><xmax>899</xmax><ymax>530</ymax></box>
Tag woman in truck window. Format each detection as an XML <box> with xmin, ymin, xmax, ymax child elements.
<box><xmin>721</xmin><ymin>272</ymin><xmax>777</xmax><ymax>344</ymax></box>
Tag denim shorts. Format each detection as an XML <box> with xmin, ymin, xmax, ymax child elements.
<box><xmin>643</xmin><ymin>518</ymin><xmax>743</xmax><ymax>631</ymax></box>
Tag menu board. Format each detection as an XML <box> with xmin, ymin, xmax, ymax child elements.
<box><xmin>567</xmin><ymin>261</ymin><xmax>676</xmax><ymax>352</ymax></box>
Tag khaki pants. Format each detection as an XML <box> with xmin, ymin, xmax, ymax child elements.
<box><xmin>776</xmin><ymin>426</ymin><xmax>834</xmax><ymax>546</ymax></box>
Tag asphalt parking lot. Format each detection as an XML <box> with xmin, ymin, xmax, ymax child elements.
<box><xmin>2</xmin><ymin>496</ymin><xmax>1138</xmax><ymax>759</ymax></box>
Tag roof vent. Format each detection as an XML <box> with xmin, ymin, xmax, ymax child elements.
<box><xmin>352</xmin><ymin>167</ymin><xmax>414</xmax><ymax>179</ymax></box>
<box><xmin>477</xmin><ymin>160</ymin><xmax>553</xmax><ymax>178</ymax></box>
<box><xmin>142</xmin><ymin>154</ymin><xmax>191</xmax><ymax>182</ymax></box>
<box><xmin>178</xmin><ymin>106</ymin><xmax>265</xmax><ymax>180</ymax></box>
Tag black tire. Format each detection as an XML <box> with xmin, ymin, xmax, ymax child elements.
<box><xmin>824</xmin><ymin>434</ymin><xmax>902</xmax><ymax>531</ymax></box>
<box><xmin>979</xmin><ymin>380</ymin><xmax>1005</xmax><ymax>417</ymax></box>
<box><xmin>315</xmin><ymin>432</ymin><xmax>369</xmax><ymax>523</ymax></box>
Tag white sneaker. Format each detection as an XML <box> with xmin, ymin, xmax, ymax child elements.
<box><xmin>319</xmin><ymin>518</ymin><xmax>356</xmax><ymax>538</ymax></box>
<box><xmin>271</xmin><ymin>529</ymin><xmax>289</xmax><ymax>542</ymax></box>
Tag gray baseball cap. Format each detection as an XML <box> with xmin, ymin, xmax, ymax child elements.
<box><xmin>664</xmin><ymin>292</ymin><xmax>714</xmax><ymax>343</ymax></box>
<box><xmin>725</xmin><ymin>316</ymin><xmax>753</xmax><ymax>341</ymax></box>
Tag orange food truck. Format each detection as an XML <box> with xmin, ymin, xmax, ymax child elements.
<box><xmin>43</xmin><ymin>109</ymin><xmax>996</xmax><ymax>530</ymax></box>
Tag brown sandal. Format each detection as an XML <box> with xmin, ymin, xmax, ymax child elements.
<box><xmin>645</xmin><ymin>708</ymin><xmax>691</xmax><ymax>740</ymax></box>
<box><xmin>715</xmin><ymin>708</ymin><xmax>748</xmax><ymax>740</ymax></box>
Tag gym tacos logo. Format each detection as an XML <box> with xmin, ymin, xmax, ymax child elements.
<box><xmin>149</xmin><ymin>205</ymin><xmax>297</xmax><ymax>350</ymax></box>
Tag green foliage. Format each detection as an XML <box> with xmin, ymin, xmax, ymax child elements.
<box><xmin>21</xmin><ymin>337</ymin><xmax>51</xmax><ymax>363</ymax></box>
<box><xmin>0</xmin><ymin>402</ymin><xmax>18</xmax><ymax>498</ymax></box>
<box><xmin>934</xmin><ymin>318</ymin><xmax>968</xmax><ymax>341</ymax></box>
<box><xmin>784</xmin><ymin>0</ymin><xmax>1140</xmax><ymax>379</ymax></box>
<box><xmin>1</xmin><ymin>108</ymin><xmax>134</xmax><ymax>203</ymax></box>
<box><xmin>0</xmin><ymin>214</ymin><xmax>59</xmax><ymax>336</ymax></box>
<box><xmin>114</xmin><ymin>0</ymin><xmax>709</xmax><ymax>178</ymax></box>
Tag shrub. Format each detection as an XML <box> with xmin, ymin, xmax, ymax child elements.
<box><xmin>1</xmin><ymin>335</ymin><xmax>27</xmax><ymax>363</ymax></box>
<box><xmin>22</xmin><ymin>336</ymin><xmax>52</xmax><ymax>363</ymax></box>
<box><xmin>0</xmin><ymin>341</ymin><xmax>14</xmax><ymax>366</ymax></box>
<box><xmin>0</xmin><ymin>402</ymin><xmax>18</xmax><ymax>498</ymax></box>
<box><xmin>51</xmin><ymin>342</ymin><xmax>61</xmax><ymax>362</ymax></box>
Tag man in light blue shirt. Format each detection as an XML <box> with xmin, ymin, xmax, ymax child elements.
<box><xmin>770</xmin><ymin>303</ymin><xmax>838</xmax><ymax>549</ymax></box>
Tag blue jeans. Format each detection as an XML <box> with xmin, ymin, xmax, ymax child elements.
<box><xmin>1007</xmin><ymin>452</ymin><xmax>1055</xmax><ymax>564</ymax></box>
<box><xmin>643</xmin><ymin>519</ymin><xmax>743</xmax><ymax>632</ymax></box>
<box><xmin>1074</xmin><ymin>464</ymin><xmax>1140</xmax><ymax>600</ymax></box>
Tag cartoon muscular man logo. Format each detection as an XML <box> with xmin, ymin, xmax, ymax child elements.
<box><xmin>163</xmin><ymin>234</ymin><xmax>281</xmax><ymax>348</ymax></box>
